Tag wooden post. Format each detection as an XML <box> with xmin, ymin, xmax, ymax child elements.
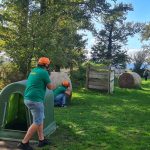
<box><xmin>107</xmin><ymin>65</ymin><xmax>110</xmax><ymax>94</ymax></box>
<box><xmin>86</xmin><ymin>64</ymin><xmax>90</xmax><ymax>89</ymax></box>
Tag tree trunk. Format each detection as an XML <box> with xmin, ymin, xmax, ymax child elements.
<box><xmin>107</xmin><ymin>24</ymin><xmax>113</xmax><ymax>59</ymax></box>
<box><xmin>54</xmin><ymin>65</ymin><xmax>60</xmax><ymax>72</ymax></box>
<box><xmin>40</xmin><ymin>0</ymin><xmax>47</xmax><ymax>15</ymax></box>
<box><xmin>69</xmin><ymin>63</ymin><xmax>73</xmax><ymax>73</ymax></box>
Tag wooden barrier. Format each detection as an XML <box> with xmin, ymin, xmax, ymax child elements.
<box><xmin>86</xmin><ymin>65</ymin><xmax>114</xmax><ymax>93</ymax></box>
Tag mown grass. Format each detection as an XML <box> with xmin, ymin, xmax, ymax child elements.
<box><xmin>39</xmin><ymin>80</ymin><xmax>150</xmax><ymax>150</ymax></box>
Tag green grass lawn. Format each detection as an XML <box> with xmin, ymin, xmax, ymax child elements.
<box><xmin>41</xmin><ymin>80</ymin><xmax>150</xmax><ymax>150</ymax></box>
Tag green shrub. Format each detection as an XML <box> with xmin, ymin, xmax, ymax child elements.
<box><xmin>70</xmin><ymin>65</ymin><xmax>86</xmax><ymax>88</ymax></box>
<box><xmin>0</xmin><ymin>62</ymin><xmax>25</xmax><ymax>89</ymax></box>
<box><xmin>133</xmin><ymin>68</ymin><xmax>145</xmax><ymax>77</ymax></box>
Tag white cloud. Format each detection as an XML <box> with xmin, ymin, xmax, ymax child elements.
<box><xmin>127</xmin><ymin>48</ymin><xmax>141</xmax><ymax>55</ymax></box>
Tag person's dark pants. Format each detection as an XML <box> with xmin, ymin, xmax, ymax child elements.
<box><xmin>144</xmin><ymin>76</ymin><xmax>148</xmax><ymax>81</ymax></box>
<box><xmin>54</xmin><ymin>93</ymin><xmax>67</xmax><ymax>106</ymax></box>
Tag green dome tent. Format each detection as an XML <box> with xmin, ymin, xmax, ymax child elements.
<box><xmin>0</xmin><ymin>80</ymin><xmax>56</xmax><ymax>142</ymax></box>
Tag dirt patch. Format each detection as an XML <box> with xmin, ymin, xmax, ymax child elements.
<box><xmin>0</xmin><ymin>140</ymin><xmax>36</xmax><ymax>150</ymax></box>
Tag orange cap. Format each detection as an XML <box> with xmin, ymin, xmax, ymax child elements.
<box><xmin>62</xmin><ymin>80</ymin><xmax>70</xmax><ymax>87</ymax></box>
<box><xmin>38</xmin><ymin>57</ymin><xmax>51</xmax><ymax>65</ymax></box>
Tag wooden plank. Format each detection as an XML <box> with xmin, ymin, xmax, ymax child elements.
<box><xmin>107</xmin><ymin>71</ymin><xmax>110</xmax><ymax>93</ymax></box>
<box><xmin>110</xmin><ymin>80</ymin><xmax>114</xmax><ymax>84</ymax></box>
<box><xmin>90</xmin><ymin>68</ymin><xmax>109</xmax><ymax>73</ymax></box>
<box><xmin>88</xmin><ymin>78</ymin><xmax>108</xmax><ymax>83</ymax></box>
<box><xmin>89</xmin><ymin>72</ymin><xmax>108</xmax><ymax>79</ymax></box>
<box><xmin>110</xmin><ymin>71</ymin><xmax>115</xmax><ymax>81</ymax></box>
<box><xmin>86</xmin><ymin>65</ymin><xmax>90</xmax><ymax>88</ymax></box>
<box><xmin>110</xmin><ymin>77</ymin><xmax>114</xmax><ymax>92</ymax></box>
<box><xmin>110</xmin><ymin>77</ymin><xmax>114</xmax><ymax>81</ymax></box>
<box><xmin>88</xmin><ymin>84</ymin><xmax>108</xmax><ymax>90</ymax></box>
<box><xmin>109</xmin><ymin>71</ymin><xmax>114</xmax><ymax>93</ymax></box>
<box><xmin>89</xmin><ymin>70</ymin><xmax>109</xmax><ymax>75</ymax></box>
<box><xmin>109</xmin><ymin>81</ymin><xmax>114</xmax><ymax>93</ymax></box>
<box><xmin>90</xmin><ymin>65</ymin><xmax>110</xmax><ymax>70</ymax></box>
<box><xmin>88</xmin><ymin>80</ymin><xmax>108</xmax><ymax>86</ymax></box>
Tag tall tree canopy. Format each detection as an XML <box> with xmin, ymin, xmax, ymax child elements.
<box><xmin>130</xmin><ymin>46</ymin><xmax>150</xmax><ymax>76</ymax></box>
<box><xmin>91</xmin><ymin>2</ymin><xmax>142</xmax><ymax>68</ymax></box>
<box><xmin>140</xmin><ymin>23</ymin><xmax>150</xmax><ymax>65</ymax></box>
<box><xmin>0</xmin><ymin>0</ymin><xmax>94</xmax><ymax>74</ymax></box>
<box><xmin>1</xmin><ymin>0</ymin><xmax>139</xmax><ymax>76</ymax></box>
<box><xmin>141</xmin><ymin>23</ymin><xmax>150</xmax><ymax>41</ymax></box>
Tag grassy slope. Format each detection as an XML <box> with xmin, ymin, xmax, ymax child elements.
<box><xmin>41</xmin><ymin>80</ymin><xmax>150</xmax><ymax>150</ymax></box>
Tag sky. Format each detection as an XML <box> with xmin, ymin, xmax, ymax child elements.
<box><xmin>84</xmin><ymin>0</ymin><xmax>150</xmax><ymax>56</ymax></box>
<box><xmin>118</xmin><ymin>0</ymin><xmax>150</xmax><ymax>51</ymax></box>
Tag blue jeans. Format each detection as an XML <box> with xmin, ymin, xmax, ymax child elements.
<box><xmin>24</xmin><ymin>100</ymin><xmax>45</xmax><ymax>125</ymax></box>
<box><xmin>54</xmin><ymin>93</ymin><xmax>67</xmax><ymax>106</ymax></box>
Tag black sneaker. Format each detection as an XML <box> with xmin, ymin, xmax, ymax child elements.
<box><xmin>38</xmin><ymin>139</ymin><xmax>51</xmax><ymax>147</ymax></box>
<box><xmin>54</xmin><ymin>104</ymin><xmax>61</xmax><ymax>107</ymax></box>
<box><xmin>17</xmin><ymin>142</ymin><xmax>33</xmax><ymax>150</ymax></box>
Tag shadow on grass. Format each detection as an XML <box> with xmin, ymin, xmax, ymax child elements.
<box><xmin>47</xmin><ymin>82</ymin><xmax>150</xmax><ymax>150</ymax></box>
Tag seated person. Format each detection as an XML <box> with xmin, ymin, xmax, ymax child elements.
<box><xmin>53</xmin><ymin>80</ymin><xmax>71</xmax><ymax>107</ymax></box>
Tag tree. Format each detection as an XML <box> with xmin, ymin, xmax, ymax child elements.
<box><xmin>140</xmin><ymin>45</ymin><xmax>150</xmax><ymax>65</ymax></box>
<box><xmin>0</xmin><ymin>0</ymin><xmax>89</xmax><ymax>74</ymax></box>
<box><xmin>31</xmin><ymin>0</ymin><xmax>91</xmax><ymax>71</ymax></box>
<box><xmin>141</xmin><ymin>23</ymin><xmax>150</xmax><ymax>65</ymax></box>
<box><xmin>131</xmin><ymin>46</ymin><xmax>150</xmax><ymax>76</ymax></box>
<box><xmin>141</xmin><ymin>23</ymin><xmax>150</xmax><ymax>41</ymax></box>
<box><xmin>141</xmin><ymin>24</ymin><xmax>150</xmax><ymax>65</ymax></box>
<box><xmin>0</xmin><ymin>0</ymin><xmax>33</xmax><ymax>77</ymax></box>
<box><xmin>1</xmin><ymin>0</ymin><xmax>110</xmax><ymax>75</ymax></box>
<box><xmin>91</xmin><ymin>2</ymin><xmax>142</xmax><ymax>68</ymax></box>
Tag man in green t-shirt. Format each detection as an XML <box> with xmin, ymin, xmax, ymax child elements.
<box><xmin>18</xmin><ymin>57</ymin><xmax>55</xmax><ymax>150</ymax></box>
<box><xmin>53</xmin><ymin>80</ymin><xmax>71</xmax><ymax>107</ymax></box>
